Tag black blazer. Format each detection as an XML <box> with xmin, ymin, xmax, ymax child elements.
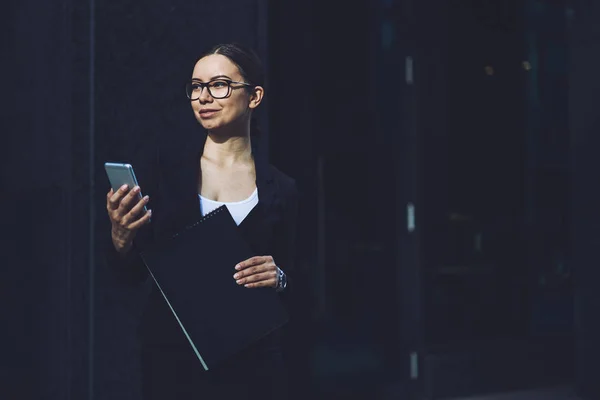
<box><xmin>105</xmin><ymin>140</ymin><xmax>299</xmax><ymax>346</ymax></box>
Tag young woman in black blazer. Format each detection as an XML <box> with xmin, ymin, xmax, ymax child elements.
<box><xmin>105</xmin><ymin>43</ymin><xmax>298</xmax><ymax>400</ymax></box>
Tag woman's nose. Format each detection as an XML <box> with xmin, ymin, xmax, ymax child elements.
<box><xmin>198</xmin><ymin>87</ymin><xmax>213</xmax><ymax>103</ymax></box>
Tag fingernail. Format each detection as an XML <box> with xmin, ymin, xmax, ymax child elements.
<box><xmin>143</xmin><ymin>195</ymin><xmax>149</xmax><ymax>201</ymax></box>
<box><xmin>133</xmin><ymin>186</ymin><xmax>140</xmax><ymax>193</ymax></box>
<box><xmin>233</xmin><ymin>273</ymin><xmax>239</xmax><ymax>279</ymax></box>
<box><xmin>237</xmin><ymin>280</ymin><xmax>243</xmax><ymax>285</ymax></box>
<box><xmin>148</xmin><ymin>209</ymin><xmax>152</xmax><ymax>216</ymax></box>
<box><xmin>120</xmin><ymin>184</ymin><xmax>128</xmax><ymax>190</ymax></box>
<box><xmin>244</xmin><ymin>284</ymin><xmax>250</xmax><ymax>288</ymax></box>
<box><xmin>235</xmin><ymin>264</ymin><xmax>241</xmax><ymax>270</ymax></box>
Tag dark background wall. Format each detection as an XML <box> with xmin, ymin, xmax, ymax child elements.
<box><xmin>4</xmin><ymin>0</ymin><xmax>93</xmax><ymax>398</ymax></box>
<box><xmin>570</xmin><ymin>1</ymin><xmax>600</xmax><ymax>399</ymax></box>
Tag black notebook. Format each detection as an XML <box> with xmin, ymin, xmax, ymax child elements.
<box><xmin>140</xmin><ymin>205</ymin><xmax>288</xmax><ymax>370</ymax></box>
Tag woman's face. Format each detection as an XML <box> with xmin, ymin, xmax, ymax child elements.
<box><xmin>190</xmin><ymin>54</ymin><xmax>260</xmax><ymax>133</ymax></box>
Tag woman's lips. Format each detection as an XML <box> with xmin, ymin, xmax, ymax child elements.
<box><xmin>199</xmin><ymin>109</ymin><xmax>219</xmax><ymax>118</ymax></box>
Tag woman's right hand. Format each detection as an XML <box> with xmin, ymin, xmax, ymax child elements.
<box><xmin>106</xmin><ymin>184</ymin><xmax>152</xmax><ymax>254</ymax></box>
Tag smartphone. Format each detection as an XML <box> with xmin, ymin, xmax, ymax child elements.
<box><xmin>104</xmin><ymin>162</ymin><xmax>148</xmax><ymax>212</ymax></box>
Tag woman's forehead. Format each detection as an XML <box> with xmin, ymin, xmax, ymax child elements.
<box><xmin>192</xmin><ymin>54</ymin><xmax>241</xmax><ymax>81</ymax></box>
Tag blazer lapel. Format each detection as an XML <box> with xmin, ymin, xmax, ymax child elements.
<box><xmin>153</xmin><ymin>148</ymin><xmax>202</xmax><ymax>239</ymax></box>
<box><xmin>253</xmin><ymin>143</ymin><xmax>278</xmax><ymax>216</ymax></box>
<box><xmin>238</xmin><ymin>142</ymin><xmax>280</xmax><ymax>255</ymax></box>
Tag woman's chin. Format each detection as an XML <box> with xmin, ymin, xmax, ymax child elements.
<box><xmin>199</xmin><ymin>121</ymin><xmax>219</xmax><ymax>131</ymax></box>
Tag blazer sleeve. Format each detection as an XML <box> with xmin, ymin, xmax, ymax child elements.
<box><xmin>104</xmin><ymin>238</ymin><xmax>149</xmax><ymax>285</ymax></box>
<box><xmin>278</xmin><ymin>179</ymin><xmax>299</xmax><ymax>302</ymax></box>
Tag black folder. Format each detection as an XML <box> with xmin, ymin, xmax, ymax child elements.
<box><xmin>140</xmin><ymin>205</ymin><xmax>288</xmax><ymax>370</ymax></box>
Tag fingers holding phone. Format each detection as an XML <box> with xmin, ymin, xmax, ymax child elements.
<box><xmin>108</xmin><ymin>184</ymin><xmax>151</xmax><ymax>224</ymax></box>
<box><xmin>106</xmin><ymin>184</ymin><xmax>152</xmax><ymax>253</ymax></box>
<box><xmin>123</xmin><ymin>187</ymin><xmax>152</xmax><ymax>226</ymax></box>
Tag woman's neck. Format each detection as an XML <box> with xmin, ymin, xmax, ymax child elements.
<box><xmin>202</xmin><ymin>133</ymin><xmax>253</xmax><ymax>167</ymax></box>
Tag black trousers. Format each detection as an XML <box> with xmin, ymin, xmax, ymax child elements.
<box><xmin>140</xmin><ymin>330</ymin><xmax>288</xmax><ymax>400</ymax></box>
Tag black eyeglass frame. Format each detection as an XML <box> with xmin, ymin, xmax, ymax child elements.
<box><xmin>185</xmin><ymin>79</ymin><xmax>254</xmax><ymax>100</ymax></box>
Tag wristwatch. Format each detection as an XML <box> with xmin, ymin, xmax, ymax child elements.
<box><xmin>276</xmin><ymin>267</ymin><xmax>287</xmax><ymax>292</ymax></box>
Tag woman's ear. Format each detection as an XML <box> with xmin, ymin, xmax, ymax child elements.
<box><xmin>248</xmin><ymin>86</ymin><xmax>264</xmax><ymax>110</ymax></box>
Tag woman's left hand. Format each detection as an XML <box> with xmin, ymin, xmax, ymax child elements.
<box><xmin>233</xmin><ymin>255</ymin><xmax>278</xmax><ymax>289</ymax></box>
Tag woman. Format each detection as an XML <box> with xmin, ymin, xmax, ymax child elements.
<box><xmin>105</xmin><ymin>43</ymin><xmax>298</xmax><ymax>400</ymax></box>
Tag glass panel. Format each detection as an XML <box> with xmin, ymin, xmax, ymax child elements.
<box><xmin>421</xmin><ymin>0</ymin><xmax>572</xmax><ymax>362</ymax></box>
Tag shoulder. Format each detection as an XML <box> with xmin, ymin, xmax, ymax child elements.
<box><xmin>267</xmin><ymin>164</ymin><xmax>298</xmax><ymax>198</ymax></box>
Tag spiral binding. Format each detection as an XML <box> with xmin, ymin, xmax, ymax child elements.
<box><xmin>172</xmin><ymin>205</ymin><xmax>226</xmax><ymax>238</ymax></box>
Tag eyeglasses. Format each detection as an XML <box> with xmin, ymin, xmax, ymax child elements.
<box><xmin>185</xmin><ymin>79</ymin><xmax>253</xmax><ymax>100</ymax></box>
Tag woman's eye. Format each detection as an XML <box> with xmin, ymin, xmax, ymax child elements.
<box><xmin>191</xmin><ymin>84</ymin><xmax>202</xmax><ymax>90</ymax></box>
<box><xmin>212</xmin><ymin>81</ymin><xmax>227</xmax><ymax>88</ymax></box>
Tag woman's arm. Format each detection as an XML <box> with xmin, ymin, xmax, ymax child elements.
<box><xmin>104</xmin><ymin>237</ymin><xmax>149</xmax><ymax>285</ymax></box>
<box><xmin>103</xmin><ymin>188</ymin><xmax>154</xmax><ymax>285</ymax></box>
<box><xmin>103</xmin><ymin>153</ymin><xmax>160</xmax><ymax>286</ymax></box>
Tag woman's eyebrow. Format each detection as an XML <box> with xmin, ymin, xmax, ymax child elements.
<box><xmin>191</xmin><ymin>75</ymin><xmax>233</xmax><ymax>82</ymax></box>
